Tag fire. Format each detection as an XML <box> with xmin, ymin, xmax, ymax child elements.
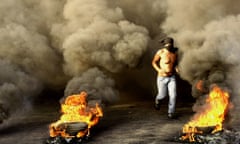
<box><xmin>49</xmin><ymin>91</ymin><xmax>103</xmax><ymax>138</ymax></box>
<box><xmin>181</xmin><ymin>85</ymin><xmax>230</xmax><ymax>142</ymax></box>
<box><xmin>196</xmin><ymin>80</ymin><xmax>204</xmax><ymax>91</ymax></box>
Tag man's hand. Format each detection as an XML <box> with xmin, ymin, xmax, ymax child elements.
<box><xmin>175</xmin><ymin>66</ymin><xmax>180</xmax><ymax>74</ymax></box>
<box><xmin>157</xmin><ymin>69</ymin><xmax>165</xmax><ymax>75</ymax></box>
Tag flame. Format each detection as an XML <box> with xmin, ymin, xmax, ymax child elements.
<box><xmin>181</xmin><ymin>85</ymin><xmax>229</xmax><ymax>142</ymax></box>
<box><xmin>49</xmin><ymin>91</ymin><xmax>103</xmax><ymax>138</ymax></box>
<box><xmin>196</xmin><ymin>80</ymin><xmax>204</xmax><ymax>91</ymax></box>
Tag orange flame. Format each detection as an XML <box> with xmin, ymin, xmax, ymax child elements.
<box><xmin>181</xmin><ymin>85</ymin><xmax>229</xmax><ymax>142</ymax></box>
<box><xmin>196</xmin><ymin>80</ymin><xmax>204</xmax><ymax>91</ymax></box>
<box><xmin>49</xmin><ymin>91</ymin><xmax>103</xmax><ymax>138</ymax></box>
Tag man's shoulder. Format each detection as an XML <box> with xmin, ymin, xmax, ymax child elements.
<box><xmin>156</xmin><ymin>47</ymin><xmax>178</xmax><ymax>55</ymax></box>
<box><xmin>156</xmin><ymin>49</ymin><xmax>164</xmax><ymax>55</ymax></box>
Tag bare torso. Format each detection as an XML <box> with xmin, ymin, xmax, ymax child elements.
<box><xmin>152</xmin><ymin>48</ymin><xmax>177</xmax><ymax>77</ymax></box>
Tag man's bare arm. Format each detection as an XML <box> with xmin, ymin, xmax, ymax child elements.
<box><xmin>152</xmin><ymin>54</ymin><xmax>160</xmax><ymax>71</ymax></box>
<box><xmin>152</xmin><ymin>51</ymin><xmax>163</xmax><ymax>74</ymax></box>
<box><xmin>174</xmin><ymin>53</ymin><xmax>179</xmax><ymax>74</ymax></box>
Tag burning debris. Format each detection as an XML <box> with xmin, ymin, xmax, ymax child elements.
<box><xmin>171</xmin><ymin>84</ymin><xmax>240</xmax><ymax>144</ymax></box>
<box><xmin>46</xmin><ymin>91</ymin><xmax>103</xmax><ymax>144</ymax></box>
<box><xmin>173</xmin><ymin>129</ymin><xmax>240</xmax><ymax>144</ymax></box>
<box><xmin>181</xmin><ymin>84</ymin><xmax>230</xmax><ymax>142</ymax></box>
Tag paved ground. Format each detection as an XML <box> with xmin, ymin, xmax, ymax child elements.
<box><xmin>0</xmin><ymin>93</ymin><xmax>195</xmax><ymax>144</ymax></box>
<box><xmin>87</xmin><ymin>101</ymin><xmax>194</xmax><ymax>144</ymax></box>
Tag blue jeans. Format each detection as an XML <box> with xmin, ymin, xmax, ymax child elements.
<box><xmin>155</xmin><ymin>75</ymin><xmax>177</xmax><ymax>114</ymax></box>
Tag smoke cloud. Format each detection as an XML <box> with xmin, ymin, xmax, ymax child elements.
<box><xmin>0</xmin><ymin>0</ymin><xmax>155</xmax><ymax>122</ymax></box>
<box><xmin>162</xmin><ymin>0</ymin><xmax>240</xmax><ymax>127</ymax></box>
<box><xmin>64</xmin><ymin>67</ymin><xmax>119</xmax><ymax>105</ymax></box>
<box><xmin>1</xmin><ymin>0</ymin><xmax>239</xmax><ymax>129</ymax></box>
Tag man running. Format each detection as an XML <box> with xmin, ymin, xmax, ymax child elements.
<box><xmin>152</xmin><ymin>37</ymin><xmax>179</xmax><ymax>119</ymax></box>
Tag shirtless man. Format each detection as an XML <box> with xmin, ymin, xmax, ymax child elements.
<box><xmin>152</xmin><ymin>37</ymin><xmax>178</xmax><ymax>119</ymax></box>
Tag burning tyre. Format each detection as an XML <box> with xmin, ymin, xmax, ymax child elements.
<box><xmin>47</xmin><ymin>91</ymin><xmax>103</xmax><ymax>143</ymax></box>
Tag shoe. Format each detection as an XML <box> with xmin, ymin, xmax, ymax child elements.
<box><xmin>168</xmin><ymin>113</ymin><xmax>174</xmax><ymax>119</ymax></box>
<box><xmin>155</xmin><ymin>103</ymin><xmax>160</xmax><ymax>110</ymax></box>
<box><xmin>154</xmin><ymin>100</ymin><xmax>161</xmax><ymax>110</ymax></box>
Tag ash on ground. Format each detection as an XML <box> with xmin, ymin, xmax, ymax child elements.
<box><xmin>171</xmin><ymin>129</ymin><xmax>240</xmax><ymax>144</ymax></box>
<box><xmin>45</xmin><ymin>136</ymin><xmax>90</xmax><ymax>144</ymax></box>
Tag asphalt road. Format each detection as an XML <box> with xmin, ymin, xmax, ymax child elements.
<box><xmin>0</xmin><ymin>96</ymin><xmax>195</xmax><ymax>144</ymax></box>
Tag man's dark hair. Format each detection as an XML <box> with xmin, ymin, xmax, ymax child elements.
<box><xmin>159</xmin><ymin>37</ymin><xmax>178</xmax><ymax>53</ymax></box>
<box><xmin>160</xmin><ymin>37</ymin><xmax>174</xmax><ymax>46</ymax></box>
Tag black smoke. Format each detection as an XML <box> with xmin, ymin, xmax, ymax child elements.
<box><xmin>1</xmin><ymin>0</ymin><xmax>239</xmax><ymax>130</ymax></box>
<box><xmin>162</xmin><ymin>0</ymin><xmax>240</xmax><ymax>128</ymax></box>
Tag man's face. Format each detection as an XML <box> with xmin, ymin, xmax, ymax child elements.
<box><xmin>164</xmin><ymin>43</ymin><xmax>175</xmax><ymax>52</ymax></box>
<box><xmin>164</xmin><ymin>43</ymin><xmax>172</xmax><ymax>47</ymax></box>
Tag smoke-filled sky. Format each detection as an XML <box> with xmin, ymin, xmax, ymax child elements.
<box><xmin>1</xmin><ymin>0</ymin><xmax>240</xmax><ymax>126</ymax></box>
<box><xmin>163</xmin><ymin>0</ymin><xmax>240</xmax><ymax>126</ymax></box>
